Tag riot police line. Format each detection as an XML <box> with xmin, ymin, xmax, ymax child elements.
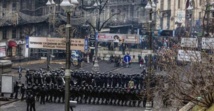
<box><xmin>1</xmin><ymin>68</ymin><xmax>155</xmax><ymax>109</ymax></box>
<box><xmin>24</xmin><ymin>68</ymin><xmax>155</xmax><ymax>107</ymax></box>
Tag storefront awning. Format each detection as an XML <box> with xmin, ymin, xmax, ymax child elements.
<box><xmin>8</xmin><ymin>40</ymin><xmax>17</xmax><ymax>47</ymax></box>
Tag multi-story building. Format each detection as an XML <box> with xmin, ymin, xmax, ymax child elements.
<box><xmin>0</xmin><ymin>0</ymin><xmax>213</xmax><ymax>59</ymax></box>
<box><xmin>0</xmin><ymin>0</ymin><xmax>49</xmax><ymax>58</ymax></box>
<box><xmin>156</xmin><ymin>0</ymin><xmax>214</xmax><ymax>36</ymax></box>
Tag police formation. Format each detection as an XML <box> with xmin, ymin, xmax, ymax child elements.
<box><xmin>24</xmin><ymin>68</ymin><xmax>154</xmax><ymax>108</ymax></box>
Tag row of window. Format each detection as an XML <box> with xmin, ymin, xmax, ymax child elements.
<box><xmin>160</xmin><ymin>0</ymin><xmax>204</xmax><ymax>10</ymax></box>
<box><xmin>1</xmin><ymin>29</ymin><xmax>17</xmax><ymax>40</ymax></box>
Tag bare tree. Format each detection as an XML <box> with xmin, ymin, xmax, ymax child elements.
<box><xmin>82</xmin><ymin>0</ymin><xmax>120</xmax><ymax>33</ymax></box>
<box><xmin>22</xmin><ymin>25</ymin><xmax>36</xmax><ymax>36</ymax></box>
<box><xmin>157</xmin><ymin>46</ymin><xmax>214</xmax><ymax>110</ymax></box>
<box><xmin>55</xmin><ymin>24</ymin><xmax>77</xmax><ymax>38</ymax></box>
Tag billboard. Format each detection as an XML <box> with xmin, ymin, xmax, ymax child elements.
<box><xmin>202</xmin><ymin>37</ymin><xmax>214</xmax><ymax>49</ymax></box>
<box><xmin>1</xmin><ymin>75</ymin><xmax>13</xmax><ymax>93</ymax></box>
<box><xmin>181</xmin><ymin>38</ymin><xmax>198</xmax><ymax>48</ymax></box>
<box><xmin>29</xmin><ymin>37</ymin><xmax>85</xmax><ymax>51</ymax></box>
<box><xmin>98</xmin><ymin>33</ymin><xmax>140</xmax><ymax>43</ymax></box>
<box><xmin>177</xmin><ymin>50</ymin><xmax>201</xmax><ymax>62</ymax></box>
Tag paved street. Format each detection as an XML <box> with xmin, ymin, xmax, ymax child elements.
<box><xmin>0</xmin><ymin>101</ymin><xmax>144</xmax><ymax>111</ymax></box>
<box><xmin>0</xmin><ymin>60</ymin><xmax>176</xmax><ymax>111</ymax></box>
<box><xmin>13</xmin><ymin>60</ymin><xmax>143</xmax><ymax>74</ymax></box>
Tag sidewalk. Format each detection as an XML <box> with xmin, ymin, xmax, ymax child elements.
<box><xmin>0</xmin><ymin>98</ymin><xmax>19</xmax><ymax>107</ymax></box>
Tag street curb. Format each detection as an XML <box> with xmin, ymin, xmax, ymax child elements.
<box><xmin>0</xmin><ymin>99</ymin><xmax>19</xmax><ymax>106</ymax></box>
<box><xmin>13</xmin><ymin>60</ymin><xmax>46</xmax><ymax>67</ymax></box>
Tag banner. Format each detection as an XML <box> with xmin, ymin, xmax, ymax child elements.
<box><xmin>177</xmin><ymin>50</ymin><xmax>201</xmax><ymax>62</ymax></box>
<box><xmin>29</xmin><ymin>37</ymin><xmax>85</xmax><ymax>51</ymax></box>
<box><xmin>181</xmin><ymin>38</ymin><xmax>198</xmax><ymax>48</ymax></box>
<box><xmin>98</xmin><ymin>33</ymin><xmax>140</xmax><ymax>43</ymax></box>
<box><xmin>202</xmin><ymin>37</ymin><xmax>214</xmax><ymax>49</ymax></box>
<box><xmin>25</xmin><ymin>36</ymin><xmax>29</xmax><ymax>48</ymax></box>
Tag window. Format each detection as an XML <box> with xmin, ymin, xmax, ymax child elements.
<box><xmin>160</xmin><ymin>0</ymin><xmax>164</xmax><ymax>10</ymax></box>
<box><xmin>3</xmin><ymin>2</ymin><xmax>6</xmax><ymax>8</ymax></box>
<box><xmin>2</xmin><ymin>29</ymin><xmax>7</xmax><ymax>40</ymax></box>
<box><xmin>178</xmin><ymin>0</ymin><xmax>181</xmax><ymax>9</ymax></box>
<box><xmin>12</xmin><ymin>2</ymin><xmax>17</xmax><ymax>11</ymax></box>
<box><xmin>168</xmin><ymin>0</ymin><xmax>171</xmax><ymax>9</ymax></box>
<box><xmin>12</xmin><ymin>29</ymin><xmax>16</xmax><ymax>39</ymax></box>
<box><xmin>199</xmin><ymin>12</ymin><xmax>202</xmax><ymax>19</ymax></box>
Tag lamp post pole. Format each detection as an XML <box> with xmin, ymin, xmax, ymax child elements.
<box><xmin>187</xmin><ymin>0</ymin><xmax>193</xmax><ymax>37</ymax></box>
<box><xmin>93</xmin><ymin>30</ymin><xmax>99</xmax><ymax>72</ymax></box>
<box><xmin>59</xmin><ymin>0</ymin><xmax>79</xmax><ymax>111</ymax></box>
<box><xmin>93</xmin><ymin>1</ymin><xmax>101</xmax><ymax>72</ymax></box>
<box><xmin>145</xmin><ymin>9</ymin><xmax>153</xmax><ymax>111</ymax></box>
<box><xmin>144</xmin><ymin>0</ymin><xmax>156</xmax><ymax>110</ymax></box>
<box><xmin>65</xmin><ymin>11</ymin><xmax>71</xmax><ymax>111</ymax></box>
<box><xmin>46</xmin><ymin>0</ymin><xmax>56</xmax><ymax>72</ymax></box>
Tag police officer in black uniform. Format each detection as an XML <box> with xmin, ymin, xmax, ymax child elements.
<box><xmin>26</xmin><ymin>90</ymin><xmax>31</xmax><ymax>111</ymax></box>
<box><xmin>20</xmin><ymin>84</ymin><xmax>26</xmax><ymax>101</ymax></box>
<box><xmin>40</xmin><ymin>85</ymin><xmax>46</xmax><ymax>104</ymax></box>
<box><xmin>29</xmin><ymin>92</ymin><xmax>36</xmax><ymax>111</ymax></box>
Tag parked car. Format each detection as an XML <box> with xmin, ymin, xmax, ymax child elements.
<box><xmin>71</xmin><ymin>51</ymin><xmax>79</xmax><ymax>66</ymax></box>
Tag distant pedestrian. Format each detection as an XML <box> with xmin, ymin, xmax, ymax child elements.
<box><xmin>139</xmin><ymin>59</ymin><xmax>144</xmax><ymax>69</ymax></box>
<box><xmin>144</xmin><ymin>55</ymin><xmax>148</xmax><ymax>67</ymax></box>
<box><xmin>92</xmin><ymin>56</ymin><xmax>95</xmax><ymax>65</ymax></box>
<box><xmin>11</xmin><ymin>81</ymin><xmax>19</xmax><ymax>99</ymax></box>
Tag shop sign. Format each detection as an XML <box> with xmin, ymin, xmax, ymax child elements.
<box><xmin>29</xmin><ymin>37</ymin><xmax>85</xmax><ymax>51</ymax></box>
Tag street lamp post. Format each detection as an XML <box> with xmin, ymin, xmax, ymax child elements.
<box><xmin>93</xmin><ymin>30</ymin><xmax>99</xmax><ymax>71</ymax></box>
<box><xmin>145</xmin><ymin>0</ymin><xmax>156</xmax><ymax>111</ymax></box>
<box><xmin>46</xmin><ymin>0</ymin><xmax>56</xmax><ymax>72</ymax></box>
<box><xmin>187</xmin><ymin>0</ymin><xmax>193</xmax><ymax>37</ymax></box>
<box><xmin>59</xmin><ymin>0</ymin><xmax>79</xmax><ymax>111</ymax></box>
<box><xmin>81</xmin><ymin>0</ymin><xmax>102</xmax><ymax>72</ymax></box>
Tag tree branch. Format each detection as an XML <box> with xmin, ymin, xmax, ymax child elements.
<box><xmin>99</xmin><ymin>12</ymin><xmax>120</xmax><ymax>31</ymax></box>
<box><xmin>86</xmin><ymin>20</ymin><xmax>96</xmax><ymax>34</ymax></box>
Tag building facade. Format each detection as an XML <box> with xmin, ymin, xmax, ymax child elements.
<box><xmin>0</xmin><ymin>0</ymin><xmax>213</xmax><ymax>58</ymax></box>
<box><xmin>156</xmin><ymin>0</ymin><xmax>214</xmax><ymax>34</ymax></box>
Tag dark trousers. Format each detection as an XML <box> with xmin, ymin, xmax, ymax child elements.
<box><xmin>27</xmin><ymin>102</ymin><xmax>30</xmax><ymax>111</ymax></box>
<box><xmin>30</xmin><ymin>103</ymin><xmax>36</xmax><ymax>111</ymax></box>
<box><xmin>40</xmin><ymin>96</ymin><xmax>45</xmax><ymax>104</ymax></box>
<box><xmin>15</xmin><ymin>92</ymin><xmax>18</xmax><ymax>99</ymax></box>
<box><xmin>21</xmin><ymin>93</ymin><xmax>25</xmax><ymax>100</ymax></box>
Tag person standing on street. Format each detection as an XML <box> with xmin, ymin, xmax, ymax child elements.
<box><xmin>30</xmin><ymin>93</ymin><xmax>36</xmax><ymax>111</ymax></box>
<box><xmin>40</xmin><ymin>85</ymin><xmax>46</xmax><ymax>104</ymax></box>
<box><xmin>139</xmin><ymin>59</ymin><xmax>144</xmax><ymax>69</ymax></box>
<box><xmin>26</xmin><ymin>91</ymin><xmax>31</xmax><ymax>111</ymax></box>
<box><xmin>21</xmin><ymin>84</ymin><xmax>26</xmax><ymax>101</ymax></box>
<box><xmin>14</xmin><ymin>81</ymin><xmax>19</xmax><ymax>99</ymax></box>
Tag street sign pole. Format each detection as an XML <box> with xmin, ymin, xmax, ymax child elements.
<box><xmin>123</xmin><ymin>55</ymin><xmax>131</xmax><ymax>68</ymax></box>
